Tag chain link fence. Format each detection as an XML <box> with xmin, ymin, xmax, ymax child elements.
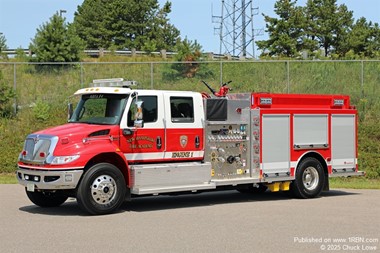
<box><xmin>0</xmin><ymin>60</ymin><xmax>379</xmax><ymax>120</ymax></box>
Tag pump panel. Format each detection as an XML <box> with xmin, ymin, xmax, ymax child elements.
<box><xmin>205</xmin><ymin>122</ymin><xmax>250</xmax><ymax>180</ymax></box>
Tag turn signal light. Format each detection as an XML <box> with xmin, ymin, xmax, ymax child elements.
<box><xmin>61</xmin><ymin>137</ymin><xmax>69</xmax><ymax>144</ymax></box>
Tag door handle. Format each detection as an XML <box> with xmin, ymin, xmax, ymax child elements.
<box><xmin>195</xmin><ymin>136</ymin><xmax>200</xmax><ymax>148</ymax></box>
<box><xmin>156</xmin><ymin>136</ymin><xmax>162</xmax><ymax>149</ymax></box>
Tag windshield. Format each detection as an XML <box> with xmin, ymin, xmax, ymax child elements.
<box><xmin>69</xmin><ymin>94</ymin><xmax>128</xmax><ymax>125</ymax></box>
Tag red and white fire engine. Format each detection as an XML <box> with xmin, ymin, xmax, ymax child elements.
<box><xmin>17</xmin><ymin>78</ymin><xmax>364</xmax><ymax>215</ymax></box>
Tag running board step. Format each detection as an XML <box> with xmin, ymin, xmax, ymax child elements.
<box><xmin>130</xmin><ymin>162</ymin><xmax>213</xmax><ymax>195</ymax></box>
<box><xmin>131</xmin><ymin>182</ymin><xmax>216</xmax><ymax>195</ymax></box>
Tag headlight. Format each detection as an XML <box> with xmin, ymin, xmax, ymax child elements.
<box><xmin>50</xmin><ymin>155</ymin><xmax>80</xmax><ymax>165</ymax></box>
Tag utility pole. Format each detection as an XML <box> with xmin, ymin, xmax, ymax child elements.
<box><xmin>212</xmin><ymin>0</ymin><xmax>263</xmax><ymax>58</ymax></box>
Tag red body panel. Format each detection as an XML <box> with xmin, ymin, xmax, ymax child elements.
<box><xmin>18</xmin><ymin>123</ymin><xmax>123</xmax><ymax>170</ymax></box>
<box><xmin>165</xmin><ymin>128</ymin><xmax>204</xmax><ymax>152</ymax></box>
<box><xmin>256</xmin><ymin>92</ymin><xmax>358</xmax><ymax>176</ymax></box>
<box><xmin>120</xmin><ymin>128</ymin><xmax>204</xmax><ymax>163</ymax></box>
<box><xmin>251</xmin><ymin>93</ymin><xmax>352</xmax><ymax>109</ymax></box>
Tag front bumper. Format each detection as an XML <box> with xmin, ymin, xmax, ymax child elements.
<box><xmin>17</xmin><ymin>167</ymin><xmax>84</xmax><ymax>190</ymax></box>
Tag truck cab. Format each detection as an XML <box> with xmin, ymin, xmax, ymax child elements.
<box><xmin>17</xmin><ymin>79</ymin><xmax>208</xmax><ymax>214</ymax></box>
<box><xmin>68</xmin><ymin>84</ymin><xmax>205</xmax><ymax>163</ymax></box>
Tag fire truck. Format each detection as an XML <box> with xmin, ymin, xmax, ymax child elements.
<box><xmin>17</xmin><ymin>78</ymin><xmax>364</xmax><ymax>215</ymax></box>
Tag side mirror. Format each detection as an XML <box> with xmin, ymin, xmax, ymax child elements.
<box><xmin>67</xmin><ymin>103</ymin><xmax>73</xmax><ymax>120</ymax></box>
<box><xmin>133</xmin><ymin>100</ymin><xmax>144</xmax><ymax>128</ymax></box>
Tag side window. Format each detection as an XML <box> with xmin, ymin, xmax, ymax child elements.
<box><xmin>128</xmin><ymin>96</ymin><xmax>157</xmax><ymax>126</ymax></box>
<box><xmin>170</xmin><ymin>97</ymin><xmax>194</xmax><ymax>123</ymax></box>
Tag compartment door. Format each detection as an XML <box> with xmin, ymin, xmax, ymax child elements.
<box><xmin>331</xmin><ymin>115</ymin><xmax>356</xmax><ymax>170</ymax></box>
<box><xmin>293</xmin><ymin>114</ymin><xmax>328</xmax><ymax>149</ymax></box>
<box><xmin>262</xmin><ymin>114</ymin><xmax>290</xmax><ymax>174</ymax></box>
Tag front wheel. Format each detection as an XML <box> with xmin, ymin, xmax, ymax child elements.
<box><xmin>26</xmin><ymin>189</ymin><xmax>68</xmax><ymax>207</ymax></box>
<box><xmin>292</xmin><ymin>157</ymin><xmax>325</xmax><ymax>198</ymax></box>
<box><xmin>76</xmin><ymin>163</ymin><xmax>126</xmax><ymax>215</ymax></box>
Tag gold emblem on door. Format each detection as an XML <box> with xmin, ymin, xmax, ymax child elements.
<box><xmin>180</xmin><ymin>135</ymin><xmax>188</xmax><ymax>148</ymax></box>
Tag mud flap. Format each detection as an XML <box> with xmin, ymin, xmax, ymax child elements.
<box><xmin>323</xmin><ymin>173</ymin><xmax>330</xmax><ymax>191</ymax></box>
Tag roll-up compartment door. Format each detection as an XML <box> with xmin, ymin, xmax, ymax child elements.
<box><xmin>293</xmin><ymin>115</ymin><xmax>328</xmax><ymax>149</ymax></box>
<box><xmin>331</xmin><ymin>115</ymin><xmax>356</xmax><ymax>170</ymax></box>
<box><xmin>262</xmin><ymin>114</ymin><xmax>290</xmax><ymax>174</ymax></box>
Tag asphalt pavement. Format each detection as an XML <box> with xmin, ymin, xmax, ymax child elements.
<box><xmin>0</xmin><ymin>185</ymin><xmax>379</xmax><ymax>253</ymax></box>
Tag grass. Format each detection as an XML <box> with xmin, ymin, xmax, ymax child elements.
<box><xmin>1</xmin><ymin>173</ymin><xmax>378</xmax><ymax>189</ymax></box>
<box><xmin>329</xmin><ymin>178</ymin><xmax>380</xmax><ymax>189</ymax></box>
<box><xmin>0</xmin><ymin>173</ymin><xmax>17</xmax><ymax>184</ymax></box>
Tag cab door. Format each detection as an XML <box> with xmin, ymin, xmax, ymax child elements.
<box><xmin>119</xmin><ymin>93</ymin><xmax>166</xmax><ymax>163</ymax></box>
<box><xmin>163</xmin><ymin>92</ymin><xmax>204</xmax><ymax>161</ymax></box>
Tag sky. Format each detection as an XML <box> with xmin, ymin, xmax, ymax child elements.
<box><xmin>0</xmin><ymin>0</ymin><xmax>379</xmax><ymax>56</ymax></box>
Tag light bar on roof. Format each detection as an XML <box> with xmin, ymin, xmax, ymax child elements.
<box><xmin>90</xmin><ymin>78</ymin><xmax>137</xmax><ymax>88</ymax></box>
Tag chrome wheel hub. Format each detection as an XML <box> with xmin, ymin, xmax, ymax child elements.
<box><xmin>302</xmin><ymin>167</ymin><xmax>319</xmax><ymax>191</ymax></box>
<box><xmin>91</xmin><ymin>175</ymin><xmax>117</xmax><ymax>205</ymax></box>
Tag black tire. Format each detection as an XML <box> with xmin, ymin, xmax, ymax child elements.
<box><xmin>26</xmin><ymin>189</ymin><xmax>68</xmax><ymax>207</ymax></box>
<box><xmin>76</xmin><ymin>163</ymin><xmax>126</xmax><ymax>215</ymax></box>
<box><xmin>292</xmin><ymin>157</ymin><xmax>325</xmax><ymax>198</ymax></box>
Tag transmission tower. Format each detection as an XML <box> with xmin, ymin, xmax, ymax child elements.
<box><xmin>212</xmin><ymin>0</ymin><xmax>262</xmax><ymax>58</ymax></box>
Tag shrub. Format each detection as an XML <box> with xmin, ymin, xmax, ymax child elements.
<box><xmin>0</xmin><ymin>70</ymin><xmax>16</xmax><ymax>118</ymax></box>
<box><xmin>32</xmin><ymin>100</ymin><xmax>50</xmax><ymax>121</ymax></box>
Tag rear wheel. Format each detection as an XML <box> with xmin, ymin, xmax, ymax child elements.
<box><xmin>26</xmin><ymin>190</ymin><xmax>68</xmax><ymax>207</ymax></box>
<box><xmin>292</xmin><ymin>157</ymin><xmax>325</xmax><ymax>198</ymax></box>
<box><xmin>76</xmin><ymin>163</ymin><xmax>126</xmax><ymax>215</ymax></box>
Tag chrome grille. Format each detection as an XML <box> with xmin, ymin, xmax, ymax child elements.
<box><xmin>22</xmin><ymin>136</ymin><xmax>52</xmax><ymax>163</ymax></box>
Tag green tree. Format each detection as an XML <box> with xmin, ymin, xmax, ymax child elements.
<box><xmin>164</xmin><ymin>38</ymin><xmax>214</xmax><ymax>80</ymax></box>
<box><xmin>0</xmin><ymin>33</ymin><xmax>8</xmax><ymax>59</ymax></box>
<box><xmin>257</xmin><ymin>0</ymin><xmax>357</xmax><ymax>58</ymax></box>
<box><xmin>0</xmin><ymin>70</ymin><xmax>16</xmax><ymax>118</ymax></box>
<box><xmin>73</xmin><ymin>0</ymin><xmax>113</xmax><ymax>49</ymax></box>
<box><xmin>144</xmin><ymin>2</ymin><xmax>180</xmax><ymax>51</ymax></box>
<box><xmin>345</xmin><ymin>18</ymin><xmax>380</xmax><ymax>58</ymax></box>
<box><xmin>30</xmin><ymin>13</ymin><xmax>85</xmax><ymax>62</ymax></box>
<box><xmin>73</xmin><ymin>0</ymin><xmax>180</xmax><ymax>51</ymax></box>
<box><xmin>174</xmin><ymin>38</ymin><xmax>203</xmax><ymax>78</ymax></box>
<box><xmin>368</xmin><ymin>23</ymin><xmax>380</xmax><ymax>58</ymax></box>
<box><xmin>304</xmin><ymin>0</ymin><xmax>353</xmax><ymax>57</ymax></box>
<box><xmin>256</xmin><ymin>0</ymin><xmax>309</xmax><ymax>57</ymax></box>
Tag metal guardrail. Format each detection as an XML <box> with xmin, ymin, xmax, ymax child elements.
<box><xmin>1</xmin><ymin>49</ymin><xmax>231</xmax><ymax>60</ymax></box>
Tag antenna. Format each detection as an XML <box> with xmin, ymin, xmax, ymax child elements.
<box><xmin>212</xmin><ymin>0</ymin><xmax>263</xmax><ymax>58</ymax></box>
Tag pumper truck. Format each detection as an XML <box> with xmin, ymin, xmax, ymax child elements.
<box><xmin>17</xmin><ymin>78</ymin><xmax>364</xmax><ymax>214</ymax></box>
